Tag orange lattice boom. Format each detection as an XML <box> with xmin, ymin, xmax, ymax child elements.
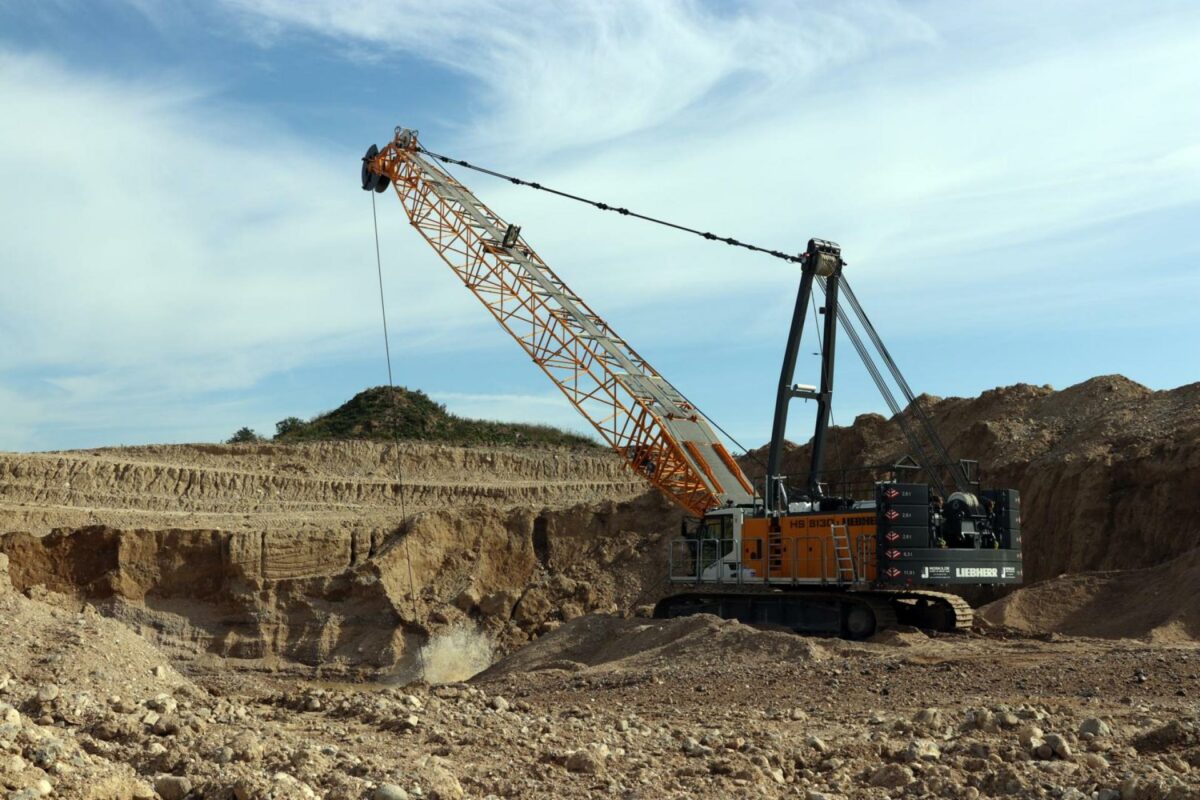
<box><xmin>364</xmin><ymin>128</ymin><xmax>755</xmax><ymax>517</ymax></box>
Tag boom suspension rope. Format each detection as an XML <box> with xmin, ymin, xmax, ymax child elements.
<box><xmin>417</xmin><ymin>145</ymin><xmax>807</xmax><ymax>266</ymax></box>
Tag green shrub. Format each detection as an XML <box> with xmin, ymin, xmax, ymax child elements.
<box><xmin>227</xmin><ymin>427</ymin><xmax>263</xmax><ymax>444</ymax></box>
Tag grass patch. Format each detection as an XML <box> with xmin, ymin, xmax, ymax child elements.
<box><xmin>271</xmin><ymin>386</ymin><xmax>598</xmax><ymax>449</ymax></box>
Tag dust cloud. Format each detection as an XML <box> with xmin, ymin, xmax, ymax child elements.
<box><xmin>417</xmin><ymin>624</ymin><xmax>495</xmax><ymax>684</ymax></box>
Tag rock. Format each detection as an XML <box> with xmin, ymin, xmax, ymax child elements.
<box><xmin>232</xmin><ymin>733</ymin><xmax>264</xmax><ymax>763</ymax></box>
<box><xmin>479</xmin><ymin>591</ymin><xmax>517</xmax><ymax>619</ymax></box>
<box><xmin>565</xmin><ymin>748</ymin><xmax>605</xmax><ymax>774</ymax></box>
<box><xmin>806</xmin><ymin>735</ymin><xmax>829</xmax><ymax>753</ymax></box>
<box><xmin>489</xmin><ymin>696</ymin><xmax>510</xmax><ymax>713</ymax></box>
<box><xmin>870</xmin><ymin>763</ymin><xmax>914</xmax><ymax>788</ymax></box>
<box><xmin>913</xmin><ymin>708</ymin><xmax>942</xmax><ymax>730</ymax></box>
<box><xmin>1018</xmin><ymin>724</ymin><xmax>1044</xmax><ymax>748</ymax></box>
<box><xmin>905</xmin><ymin>739</ymin><xmax>941</xmax><ymax>761</ymax></box>
<box><xmin>682</xmin><ymin>737</ymin><xmax>713</xmax><ymax>757</ymax></box>
<box><xmin>148</xmin><ymin>695</ymin><xmax>177</xmax><ymax>714</ymax></box>
<box><xmin>373</xmin><ymin>784</ymin><xmax>410</xmax><ymax>800</ymax></box>
<box><xmin>152</xmin><ymin>715</ymin><xmax>182</xmax><ymax>736</ymax></box>
<box><xmin>1082</xmin><ymin>752</ymin><xmax>1110</xmax><ymax>769</ymax></box>
<box><xmin>1044</xmin><ymin>733</ymin><xmax>1072</xmax><ymax>759</ymax></box>
<box><xmin>789</xmin><ymin>708</ymin><xmax>808</xmax><ymax>721</ymax></box>
<box><xmin>1080</xmin><ymin>717</ymin><xmax>1112</xmax><ymax>738</ymax></box>
<box><xmin>36</xmin><ymin>684</ymin><xmax>59</xmax><ymax>704</ymax></box>
<box><xmin>132</xmin><ymin>783</ymin><xmax>156</xmax><ymax>799</ymax></box>
<box><xmin>969</xmin><ymin>708</ymin><xmax>998</xmax><ymax>732</ymax></box>
<box><xmin>512</xmin><ymin>588</ymin><xmax>552</xmax><ymax>625</ymax></box>
<box><xmin>453</xmin><ymin>585</ymin><xmax>481</xmax><ymax>612</ymax></box>
<box><xmin>152</xmin><ymin>666</ymin><xmax>168</xmax><ymax>679</ymax></box>
<box><xmin>1096</xmin><ymin>789</ymin><xmax>1120</xmax><ymax>800</ymax></box>
<box><xmin>154</xmin><ymin>775</ymin><xmax>192</xmax><ymax>800</ymax></box>
<box><xmin>34</xmin><ymin>779</ymin><xmax>52</xmax><ymax>797</ymax></box>
<box><xmin>419</xmin><ymin>756</ymin><xmax>463</xmax><ymax>800</ymax></box>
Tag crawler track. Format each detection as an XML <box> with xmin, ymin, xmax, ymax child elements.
<box><xmin>654</xmin><ymin>586</ymin><xmax>972</xmax><ymax>639</ymax></box>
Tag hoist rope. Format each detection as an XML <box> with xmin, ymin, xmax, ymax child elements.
<box><xmin>418</xmin><ymin>145</ymin><xmax>807</xmax><ymax>266</ymax></box>
<box><xmin>371</xmin><ymin>191</ymin><xmax>425</xmax><ymax>680</ymax></box>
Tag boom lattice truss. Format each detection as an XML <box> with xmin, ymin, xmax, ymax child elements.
<box><xmin>367</xmin><ymin>129</ymin><xmax>754</xmax><ymax>517</ymax></box>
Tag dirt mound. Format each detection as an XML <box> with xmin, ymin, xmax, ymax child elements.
<box><xmin>0</xmin><ymin>492</ymin><xmax>681</xmax><ymax>677</ymax></box>
<box><xmin>274</xmin><ymin>385</ymin><xmax>598</xmax><ymax>448</ymax></box>
<box><xmin>480</xmin><ymin>614</ymin><xmax>828</xmax><ymax>678</ymax></box>
<box><xmin>745</xmin><ymin>375</ymin><xmax>1200</xmax><ymax>582</ymax></box>
<box><xmin>978</xmin><ymin>546</ymin><xmax>1200</xmax><ymax>641</ymax></box>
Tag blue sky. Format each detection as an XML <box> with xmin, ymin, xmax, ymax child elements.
<box><xmin>1</xmin><ymin>0</ymin><xmax>1198</xmax><ymax>453</ymax></box>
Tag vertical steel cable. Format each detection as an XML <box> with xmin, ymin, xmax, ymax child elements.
<box><xmin>372</xmin><ymin>192</ymin><xmax>424</xmax><ymax>680</ymax></box>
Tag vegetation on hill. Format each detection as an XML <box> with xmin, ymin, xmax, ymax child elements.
<box><xmin>264</xmin><ymin>386</ymin><xmax>599</xmax><ymax>448</ymax></box>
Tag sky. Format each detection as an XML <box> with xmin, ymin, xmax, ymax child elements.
<box><xmin>1</xmin><ymin>0</ymin><xmax>1198</xmax><ymax>453</ymax></box>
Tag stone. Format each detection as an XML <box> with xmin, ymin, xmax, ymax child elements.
<box><xmin>131</xmin><ymin>783</ymin><xmax>156</xmax><ymax>799</ymax></box>
<box><xmin>453</xmin><ymin>585</ymin><xmax>481</xmax><ymax>612</ymax></box>
<box><xmin>905</xmin><ymin>739</ymin><xmax>941</xmax><ymax>761</ymax></box>
<box><xmin>970</xmin><ymin>708</ymin><xmax>998</xmax><ymax>732</ymax></box>
<box><xmin>479</xmin><ymin>591</ymin><xmax>517</xmax><ymax>619</ymax></box>
<box><xmin>870</xmin><ymin>763</ymin><xmax>914</xmax><ymax>788</ymax></box>
<box><xmin>790</xmin><ymin>708</ymin><xmax>808</xmax><ymax>721</ymax></box>
<box><xmin>36</xmin><ymin>684</ymin><xmax>59</xmax><ymax>704</ymax></box>
<box><xmin>154</xmin><ymin>775</ymin><xmax>192</xmax><ymax>800</ymax></box>
<box><xmin>1082</xmin><ymin>752</ymin><xmax>1110</xmax><ymax>769</ymax></box>
<box><xmin>373</xmin><ymin>785</ymin><xmax>410</xmax><ymax>800</ymax></box>
<box><xmin>512</xmin><ymin>588</ymin><xmax>552</xmax><ymax>625</ymax></box>
<box><xmin>489</xmin><ymin>696</ymin><xmax>510</xmax><ymax>713</ymax></box>
<box><xmin>1044</xmin><ymin>733</ymin><xmax>1072</xmax><ymax>759</ymax></box>
<box><xmin>1018</xmin><ymin>724</ymin><xmax>1044</xmax><ymax>748</ymax></box>
<box><xmin>153</xmin><ymin>715</ymin><xmax>182</xmax><ymax>736</ymax></box>
<box><xmin>565</xmin><ymin>748</ymin><xmax>605</xmax><ymax>774</ymax></box>
<box><xmin>152</xmin><ymin>666</ymin><xmax>168</xmax><ymax>679</ymax></box>
<box><xmin>806</xmin><ymin>735</ymin><xmax>829</xmax><ymax>753</ymax></box>
<box><xmin>419</xmin><ymin>756</ymin><xmax>464</xmax><ymax>800</ymax></box>
<box><xmin>233</xmin><ymin>733</ymin><xmax>265</xmax><ymax>763</ymax></box>
<box><xmin>148</xmin><ymin>695</ymin><xmax>177</xmax><ymax>714</ymax></box>
<box><xmin>1080</xmin><ymin>717</ymin><xmax>1112</xmax><ymax>738</ymax></box>
<box><xmin>914</xmin><ymin>708</ymin><xmax>942</xmax><ymax>730</ymax></box>
<box><xmin>1096</xmin><ymin>790</ymin><xmax>1120</xmax><ymax>800</ymax></box>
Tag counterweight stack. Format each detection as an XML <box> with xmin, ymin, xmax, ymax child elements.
<box><xmin>363</xmin><ymin>128</ymin><xmax>754</xmax><ymax>517</ymax></box>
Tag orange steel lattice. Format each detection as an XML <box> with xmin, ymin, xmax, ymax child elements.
<box><xmin>368</xmin><ymin>131</ymin><xmax>735</xmax><ymax>517</ymax></box>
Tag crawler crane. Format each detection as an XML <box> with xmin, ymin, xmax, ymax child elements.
<box><xmin>362</xmin><ymin>127</ymin><xmax>1023</xmax><ymax>638</ymax></box>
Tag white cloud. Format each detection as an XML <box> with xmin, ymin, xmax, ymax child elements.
<box><xmin>0</xmin><ymin>51</ymin><xmax>488</xmax><ymax>447</ymax></box>
<box><xmin>5</xmin><ymin>1</ymin><xmax>1200</xmax><ymax>450</ymax></box>
<box><xmin>220</xmin><ymin>0</ymin><xmax>1200</xmax><ymax>326</ymax></box>
<box><xmin>218</xmin><ymin>0</ymin><xmax>935</xmax><ymax>157</ymax></box>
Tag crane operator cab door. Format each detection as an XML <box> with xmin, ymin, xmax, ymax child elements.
<box><xmin>695</xmin><ymin>508</ymin><xmax>752</xmax><ymax>583</ymax></box>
